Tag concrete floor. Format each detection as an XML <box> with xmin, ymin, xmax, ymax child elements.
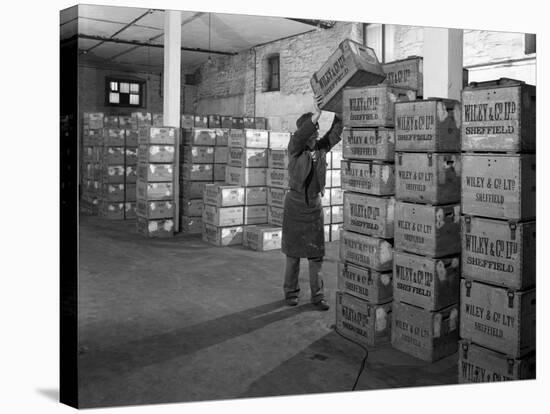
<box><xmin>77</xmin><ymin>216</ymin><xmax>458</xmax><ymax>408</ymax></box>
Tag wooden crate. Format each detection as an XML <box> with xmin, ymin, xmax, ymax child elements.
<box><xmin>152</xmin><ymin>113</ymin><xmax>163</xmax><ymax>127</ymax></box>
<box><xmin>83</xmin><ymin>128</ymin><xmax>103</xmax><ymax>146</ymax></box>
<box><xmin>255</xmin><ymin>117</ymin><xmax>267</xmax><ymax>130</ymax></box>
<box><xmin>202</xmin><ymin>223</ymin><xmax>243</xmax><ymax>246</ymax></box>
<box><xmin>243</xmin><ymin>225</ymin><xmax>282</xmax><ymax>251</ymax></box>
<box><xmin>462</xmin><ymin>79</ymin><xmax>536</xmax><ymax>152</ymax></box>
<box><xmin>214</xmin><ymin>164</ymin><xmax>225</xmax><ymax>181</ymax></box>
<box><xmin>392</xmin><ymin>301</ymin><xmax>459</xmax><ymax>362</ymax></box>
<box><xmin>180</xmin><ymin>199</ymin><xmax>203</xmax><ymax>217</ymax></box>
<box><xmin>181</xmin><ymin>146</ymin><xmax>214</xmax><ymax>164</ymax></box>
<box><xmin>101</xmin><ymin>183</ymin><xmax>125</xmax><ymax>202</ymax></box>
<box><xmin>395</xmin><ymin>201</ymin><xmax>460</xmax><ymax>257</ymax></box>
<box><xmin>382</xmin><ymin>56</ymin><xmax>423</xmax><ymax>95</ymax></box>
<box><xmin>243</xmin><ymin>117</ymin><xmax>256</xmax><ymax>129</ymax></box>
<box><xmin>228</xmin><ymin>147</ymin><xmax>268</xmax><ymax>168</ymax></box>
<box><xmin>99</xmin><ymin>201</ymin><xmax>125</xmax><ymax>220</ymax></box>
<box><xmin>267</xmin><ymin>168</ymin><xmax>289</xmax><ymax>189</ymax></box>
<box><xmin>125</xmin><ymin>184</ymin><xmax>136</xmax><ymax>202</ymax></box>
<box><xmin>342</xmin><ymin>128</ymin><xmax>395</xmax><ymax>162</ymax></box>
<box><xmin>229</xmin><ymin>129</ymin><xmax>269</xmax><ymax>148</ymax></box>
<box><xmin>130</xmin><ymin>112</ymin><xmax>152</xmax><ymax>129</ymax></box>
<box><xmin>225</xmin><ymin>166</ymin><xmax>267</xmax><ymax>187</ymax></box>
<box><xmin>138</xmin><ymin>126</ymin><xmax>178</xmax><ymax>145</ymax></box>
<box><xmin>214</xmin><ymin>146</ymin><xmax>228</xmax><ymax>164</ymax></box>
<box><xmin>462</xmin><ymin>216</ymin><xmax>535</xmax><ymax>290</ymax></box>
<box><xmin>268</xmin><ymin>206</ymin><xmax>284</xmax><ymax>227</ymax></box>
<box><xmin>208</xmin><ymin>115</ymin><xmax>221</xmax><ymax>128</ymax></box>
<box><xmin>267</xmin><ymin>187</ymin><xmax>288</xmax><ymax>208</ymax></box>
<box><xmin>137</xmin><ymin>217</ymin><xmax>174</xmax><ymax>238</ymax></box>
<box><xmin>394</xmin><ymin>99</ymin><xmax>461</xmax><ymax>152</ymax></box>
<box><xmin>343</xmin><ymin>192</ymin><xmax>394</xmax><ymax>239</ymax></box>
<box><xmin>269</xmin><ymin>132</ymin><xmax>291</xmax><ymax>149</ymax></box>
<box><xmin>204</xmin><ymin>184</ymin><xmax>245</xmax><ymax>207</ymax></box>
<box><xmin>101</xmin><ymin>147</ymin><xmax>125</xmax><ymax>164</ymax></box>
<box><xmin>245</xmin><ymin>186</ymin><xmax>268</xmax><ymax>206</ymax></box>
<box><xmin>310</xmin><ymin>39</ymin><xmax>386</xmax><ymax>113</ymax></box>
<box><xmin>181</xmin><ymin>114</ymin><xmax>195</xmax><ymax>129</ymax></box>
<box><xmin>458</xmin><ymin>340</ymin><xmax>536</xmax><ymax>383</ymax></box>
<box><xmin>462</xmin><ymin>153</ymin><xmax>535</xmax><ymax>221</ymax></box>
<box><xmin>202</xmin><ymin>204</ymin><xmax>244</xmax><ymax>227</ymax></box>
<box><xmin>137</xmin><ymin>164</ymin><xmax>174</xmax><ymax>183</ymax></box>
<box><xmin>337</xmin><ymin>261</ymin><xmax>393</xmax><ymax>304</ymax></box>
<box><xmin>102</xmin><ymin>165</ymin><xmax>125</xmax><ymax>184</ymax></box>
<box><xmin>460</xmin><ymin>279</ymin><xmax>536</xmax><ymax>358</ymax></box>
<box><xmin>343</xmin><ymin>85</ymin><xmax>416</xmax><ymax>128</ymax></box>
<box><xmin>193</xmin><ymin>115</ymin><xmax>208</xmax><ymax>128</ymax></box>
<box><xmin>393</xmin><ymin>250</ymin><xmax>460</xmax><ymax>311</ymax></box>
<box><xmin>180</xmin><ymin>181</ymin><xmax>208</xmax><ymax>200</ymax></box>
<box><xmin>215</xmin><ymin>129</ymin><xmax>230</xmax><ymax>146</ymax></box>
<box><xmin>220</xmin><ymin>116</ymin><xmax>233</xmax><ymax>129</ymax></box>
<box><xmin>125</xmin><ymin>148</ymin><xmax>138</xmax><ymax>166</ymax></box>
<box><xmin>339</xmin><ymin>229</ymin><xmax>393</xmax><ymax>272</ymax></box>
<box><xmin>244</xmin><ymin>205</ymin><xmax>268</xmax><ymax>225</ymax></box>
<box><xmin>138</xmin><ymin>144</ymin><xmax>175</xmax><ymax>164</ymax></box>
<box><xmin>83</xmin><ymin>112</ymin><xmax>104</xmax><ymax>129</ymax></box>
<box><xmin>125</xmin><ymin>166</ymin><xmax>137</xmax><ymax>184</ymax></box>
<box><xmin>182</xmin><ymin>128</ymin><xmax>216</xmax><ymax>146</ymax></box>
<box><xmin>335</xmin><ymin>292</ymin><xmax>392</xmax><ymax>347</ymax></box>
<box><xmin>104</xmin><ymin>115</ymin><xmax>119</xmax><ymax>128</ymax></box>
<box><xmin>136</xmin><ymin>180</ymin><xmax>173</xmax><ymax>201</ymax></box>
<box><xmin>180</xmin><ymin>216</ymin><xmax>203</xmax><ymax>234</ymax></box>
<box><xmin>268</xmin><ymin>149</ymin><xmax>289</xmax><ymax>169</ymax></box>
<box><xmin>125</xmin><ymin>130</ymin><xmax>138</xmax><ymax>147</ymax></box>
<box><xmin>181</xmin><ymin>163</ymin><xmax>214</xmax><ymax>181</ymax></box>
<box><xmin>330</xmin><ymin>188</ymin><xmax>343</xmax><ymax>205</ymax></box>
<box><xmin>136</xmin><ymin>200</ymin><xmax>174</xmax><ymax>219</ymax></box>
<box><xmin>341</xmin><ymin>160</ymin><xmax>395</xmax><ymax>196</ymax></box>
<box><xmin>124</xmin><ymin>202</ymin><xmax>136</xmax><ymax>220</ymax></box>
<box><xmin>231</xmin><ymin>117</ymin><xmax>244</xmax><ymax>129</ymax></box>
<box><xmin>103</xmin><ymin>128</ymin><xmax>125</xmax><ymax>146</ymax></box>
<box><xmin>396</xmin><ymin>152</ymin><xmax>461</xmax><ymax>205</ymax></box>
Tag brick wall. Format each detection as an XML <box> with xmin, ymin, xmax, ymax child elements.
<box><xmin>194</xmin><ymin>22</ymin><xmax>364</xmax><ymax>134</ymax></box>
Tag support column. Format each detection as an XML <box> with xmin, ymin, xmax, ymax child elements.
<box><xmin>423</xmin><ymin>28</ymin><xmax>463</xmax><ymax>100</ymax></box>
<box><xmin>163</xmin><ymin>10</ymin><xmax>182</xmax><ymax>231</ymax></box>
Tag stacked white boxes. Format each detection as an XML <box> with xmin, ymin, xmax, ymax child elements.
<box><xmin>136</xmin><ymin>126</ymin><xmax>178</xmax><ymax>237</ymax></box>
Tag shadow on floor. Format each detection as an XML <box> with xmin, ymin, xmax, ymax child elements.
<box><xmin>242</xmin><ymin>330</ymin><xmax>458</xmax><ymax>399</ymax></box>
<box><xmin>36</xmin><ymin>388</ymin><xmax>59</xmax><ymax>402</ymax></box>
<box><xmin>79</xmin><ymin>300</ymin><xmax>319</xmax><ymax>380</ymax></box>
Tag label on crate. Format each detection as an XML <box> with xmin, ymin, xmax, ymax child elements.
<box><xmin>139</xmin><ymin>126</ymin><xmax>177</xmax><ymax>145</ymax></box>
<box><xmin>229</xmin><ymin>129</ymin><xmax>269</xmax><ymax>148</ymax></box>
<box><xmin>137</xmin><ymin>180</ymin><xmax>173</xmax><ymax>200</ymax></box>
<box><xmin>104</xmin><ymin>128</ymin><xmax>125</xmax><ymax>146</ymax></box>
<box><xmin>245</xmin><ymin>186</ymin><xmax>268</xmax><ymax>205</ymax></box>
<box><xmin>343</xmin><ymin>193</ymin><xmax>394</xmax><ymax>238</ymax></box>
<box><xmin>460</xmin><ymin>279</ymin><xmax>536</xmax><ymax>358</ymax></box>
<box><xmin>461</xmin><ymin>154</ymin><xmax>535</xmax><ymax>221</ymax></box>
<box><xmin>184</xmin><ymin>128</ymin><xmax>216</xmax><ymax>146</ymax></box>
<box><xmin>193</xmin><ymin>116</ymin><xmax>208</xmax><ymax>128</ymax></box>
<box><xmin>382</xmin><ymin>57</ymin><xmax>423</xmax><ymax>93</ymax></box>
<box><xmin>139</xmin><ymin>145</ymin><xmax>174</xmax><ymax>163</ymax></box>
<box><xmin>393</xmin><ymin>251</ymin><xmax>460</xmax><ymax>311</ymax></box>
<box><xmin>395</xmin><ymin>201</ymin><xmax>461</xmax><ymax>257</ymax></box>
<box><xmin>137</xmin><ymin>200</ymin><xmax>174</xmax><ymax>219</ymax></box>
<box><xmin>339</xmin><ymin>230</ymin><xmax>393</xmax><ymax>271</ymax></box>
<box><xmin>396</xmin><ymin>152</ymin><xmax>461</xmax><ymax>205</ymax></box>
<box><xmin>228</xmin><ymin>147</ymin><xmax>268</xmax><ymax>168</ymax></box>
<box><xmin>267</xmin><ymin>168</ymin><xmax>289</xmax><ymax>188</ymax></box>
<box><xmin>267</xmin><ymin>187</ymin><xmax>288</xmax><ymax>208</ymax></box>
<box><xmin>337</xmin><ymin>262</ymin><xmax>393</xmax><ymax>304</ymax></box>
<box><xmin>137</xmin><ymin>217</ymin><xmax>174</xmax><ymax>237</ymax></box>
<box><xmin>461</xmin><ymin>216</ymin><xmax>535</xmax><ymax>290</ymax></box>
<box><xmin>268</xmin><ymin>149</ymin><xmax>289</xmax><ymax>169</ymax></box>
<box><xmin>341</xmin><ymin>161</ymin><xmax>395</xmax><ymax>195</ymax></box>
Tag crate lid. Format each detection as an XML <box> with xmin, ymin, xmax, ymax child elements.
<box><xmin>464</xmin><ymin>77</ymin><xmax>526</xmax><ymax>91</ymax></box>
<box><xmin>383</xmin><ymin>55</ymin><xmax>422</xmax><ymax>65</ymax></box>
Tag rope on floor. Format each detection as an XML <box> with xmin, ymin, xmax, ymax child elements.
<box><xmin>334</xmin><ymin>329</ymin><xmax>369</xmax><ymax>391</ymax></box>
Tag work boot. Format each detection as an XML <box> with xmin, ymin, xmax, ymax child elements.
<box><xmin>313</xmin><ymin>299</ymin><xmax>330</xmax><ymax>311</ymax></box>
<box><xmin>285</xmin><ymin>297</ymin><xmax>299</xmax><ymax>306</ymax></box>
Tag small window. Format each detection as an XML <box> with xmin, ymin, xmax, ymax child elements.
<box><xmin>267</xmin><ymin>55</ymin><xmax>280</xmax><ymax>91</ymax></box>
<box><xmin>106</xmin><ymin>77</ymin><xmax>145</xmax><ymax>107</ymax></box>
<box><xmin>525</xmin><ymin>33</ymin><xmax>536</xmax><ymax>55</ymax></box>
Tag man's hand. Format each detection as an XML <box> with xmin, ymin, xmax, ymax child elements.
<box><xmin>312</xmin><ymin>94</ymin><xmax>323</xmax><ymax>124</ymax></box>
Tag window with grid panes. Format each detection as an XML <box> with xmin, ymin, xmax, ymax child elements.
<box><xmin>106</xmin><ymin>77</ymin><xmax>145</xmax><ymax>107</ymax></box>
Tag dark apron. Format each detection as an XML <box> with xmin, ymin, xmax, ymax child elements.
<box><xmin>281</xmin><ymin>189</ymin><xmax>325</xmax><ymax>258</ymax></box>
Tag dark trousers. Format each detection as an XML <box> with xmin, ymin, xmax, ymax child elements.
<box><xmin>283</xmin><ymin>255</ymin><xmax>324</xmax><ymax>303</ymax></box>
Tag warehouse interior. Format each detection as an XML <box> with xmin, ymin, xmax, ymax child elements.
<box><xmin>61</xmin><ymin>4</ymin><xmax>536</xmax><ymax>409</ymax></box>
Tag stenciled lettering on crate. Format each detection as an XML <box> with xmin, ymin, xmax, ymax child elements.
<box><xmin>343</xmin><ymin>192</ymin><xmax>394</xmax><ymax>239</ymax></box>
<box><xmin>136</xmin><ymin>200</ymin><xmax>174</xmax><ymax>220</ymax></box>
<box><xmin>267</xmin><ymin>187</ymin><xmax>288</xmax><ymax>208</ymax></box>
<box><xmin>183</xmin><ymin>128</ymin><xmax>216</xmax><ymax>146</ymax></box>
<box><xmin>182</xmin><ymin>163</ymin><xmax>214</xmax><ymax>182</ymax></box>
<box><xmin>341</xmin><ymin>160</ymin><xmax>395</xmax><ymax>196</ymax></box>
<box><xmin>228</xmin><ymin>147</ymin><xmax>268</xmax><ymax>168</ymax></box>
<box><xmin>460</xmin><ymin>279</ymin><xmax>536</xmax><ymax>358</ymax></box>
<box><xmin>342</xmin><ymin>128</ymin><xmax>395</xmax><ymax>162</ymax></box>
<box><xmin>268</xmin><ymin>149</ymin><xmax>289</xmax><ymax>169</ymax></box>
<box><xmin>229</xmin><ymin>129</ymin><xmax>269</xmax><ymax>149</ymax></box>
<box><xmin>268</xmin><ymin>206</ymin><xmax>284</xmax><ymax>227</ymax></box>
<box><xmin>382</xmin><ymin>56</ymin><xmax>423</xmax><ymax>95</ymax></box>
<box><xmin>337</xmin><ymin>261</ymin><xmax>392</xmax><ymax>304</ymax></box>
<box><xmin>339</xmin><ymin>229</ymin><xmax>393</xmax><ymax>272</ymax></box>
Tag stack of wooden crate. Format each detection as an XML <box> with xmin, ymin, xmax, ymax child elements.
<box><xmin>334</xmin><ymin>84</ymin><xmax>414</xmax><ymax>347</ymax></box>
<box><xmin>81</xmin><ymin>112</ymin><xmax>104</xmax><ymax>215</ymax></box>
<box><xmin>136</xmin><ymin>126</ymin><xmax>178</xmax><ymax>237</ymax></box>
<box><xmin>391</xmin><ymin>97</ymin><xmax>462</xmax><ymax>362</ymax></box>
<box><xmin>202</xmin><ymin>183</ymin><xmax>246</xmax><ymax>246</ymax></box>
<box><xmin>458</xmin><ymin>78</ymin><xmax>536</xmax><ymax>382</ymax></box>
<box><xmin>323</xmin><ymin>147</ymin><xmax>344</xmax><ymax>242</ymax></box>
